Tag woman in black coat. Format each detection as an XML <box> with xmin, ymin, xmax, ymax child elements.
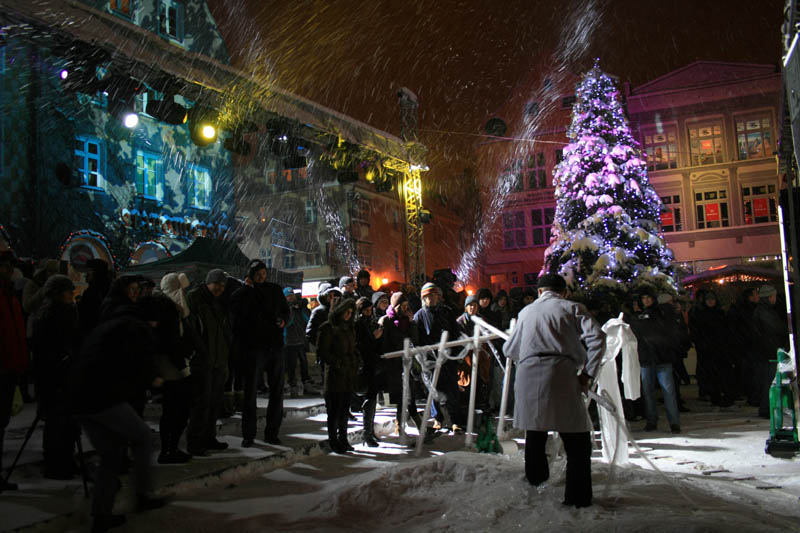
<box><xmin>355</xmin><ymin>297</ymin><xmax>384</xmax><ymax>447</ymax></box>
<box><xmin>317</xmin><ymin>298</ymin><xmax>360</xmax><ymax>453</ymax></box>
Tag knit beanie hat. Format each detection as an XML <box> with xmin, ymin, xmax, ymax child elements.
<box><xmin>759</xmin><ymin>285</ymin><xmax>777</xmax><ymax>298</ymax></box>
<box><xmin>43</xmin><ymin>274</ymin><xmax>75</xmax><ymax>298</ymax></box>
<box><xmin>206</xmin><ymin>269</ymin><xmax>227</xmax><ymax>285</ymax></box>
<box><xmin>357</xmin><ymin>269</ymin><xmax>371</xmax><ymax>281</ymax></box>
<box><xmin>283</xmin><ymin>287</ymin><xmax>294</xmax><ymax>297</ymax></box>
<box><xmin>339</xmin><ymin>275</ymin><xmax>355</xmax><ymax>288</ymax></box>
<box><xmin>464</xmin><ymin>294</ymin><xmax>479</xmax><ymax>308</ymax></box>
<box><xmin>390</xmin><ymin>291</ymin><xmax>407</xmax><ymax>310</ymax></box>
<box><xmin>420</xmin><ymin>282</ymin><xmax>437</xmax><ymax>297</ymax></box>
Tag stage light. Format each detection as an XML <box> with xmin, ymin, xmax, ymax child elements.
<box><xmin>123</xmin><ymin>112</ymin><xmax>139</xmax><ymax>128</ymax></box>
<box><xmin>60</xmin><ymin>69</ymin><xmax>69</xmax><ymax>80</ymax></box>
<box><xmin>382</xmin><ymin>277</ymin><xmax>389</xmax><ymax>285</ymax></box>
<box><xmin>189</xmin><ymin>106</ymin><xmax>219</xmax><ymax>147</ymax></box>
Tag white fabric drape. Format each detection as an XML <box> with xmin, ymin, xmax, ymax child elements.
<box><xmin>595</xmin><ymin>313</ymin><xmax>641</xmax><ymax>465</ymax></box>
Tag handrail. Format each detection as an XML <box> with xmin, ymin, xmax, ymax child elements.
<box><xmin>378</xmin><ymin>315</ymin><xmax>517</xmax><ymax>453</ymax></box>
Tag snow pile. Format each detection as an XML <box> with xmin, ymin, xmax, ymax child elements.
<box><xmin>175</xmin><ymin>451</ymin><xmax>799</xmax><ymax>532</ymax></box>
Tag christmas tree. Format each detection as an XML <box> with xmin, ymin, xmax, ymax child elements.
<box><xmin>542</xmin><ymin>61</ymin><xmax>677</xmax><ymax>302</ymax></box>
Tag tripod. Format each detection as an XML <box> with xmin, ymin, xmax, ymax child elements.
<box><xmin>2</xmin><ymin>413</ymin><xmax>90</xmax><ymax>496</ymax></box>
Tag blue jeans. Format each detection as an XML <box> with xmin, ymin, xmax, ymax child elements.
<box><xmin>640</xmin><ymin>364</ymin><xmax>680</xmax><ymax>427</ymax></box>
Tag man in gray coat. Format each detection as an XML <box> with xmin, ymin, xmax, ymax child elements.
<box><xmin>503</xmin><ymin>274</ymin><xmax>605</xmax><ymax>508</ymax></box>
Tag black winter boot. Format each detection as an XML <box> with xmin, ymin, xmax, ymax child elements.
<box><xmin>362</xmin><ymin>400</ymin><xmax>379</xmax><ymax>447</ymax></box>
<box><xmin>327</xmin><ymin>421</ymin><xmax>346</xmax><ymax>453</ymax></box>
<box><xmin>338</xmin><ymin>418</ymin><xmax>354</xmax><ymax>452</ymax></box>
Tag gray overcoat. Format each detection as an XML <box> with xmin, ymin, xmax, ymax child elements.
<box><xmin>503</xmin><ymin>291</ymin><xmax>605</xmax><ymax>433</ymax></box>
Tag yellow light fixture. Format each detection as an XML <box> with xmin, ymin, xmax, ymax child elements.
<box><xmin>201</xmin><ymin>124</ymin><xmax>216</xmax><ymax>140</ymax></box>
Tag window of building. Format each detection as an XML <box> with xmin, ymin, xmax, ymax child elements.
<box><xmin>688</xmin><ymin>121</ymin><xmax>725</xmax><ymax>166</ymax></box>
<box><xmin>75</xmin><ymin>136</ymin><xmax>103</xmax><ymax>189</ymax></box>
<box><xmin>259</xmin><ymin>247</ymin><xmax>272</xmax><ymax>269</ymax></box>
<box><xmin>189</xmin><ymin>166</ymin><xmax>211</xmax><ymax>209</ymax></box>
<box><xmin>352</xmin><ymin>197</ymin><xmax>370</xmax><ymax>221</ymax></box>
<box><xmin>527</xmin><ymin>152</ymin><xmax>548</xmax><ymax>189</ymax></box>
<box><xmin>555</xmin><ymin>148</ymin><xmax>564</xmax><ymax>165</ymax></box>
<box><xmin>531</xmin><ymin>207</ymin><xmax>555</xmax><ymax>246</ymax></box>
<box><xmin>503</xmin><ymin>210</ymin><xmax>527</xmax><ymax>249</ymax></box>
<box><xmin>159</xmin><ymin>0</ymin><xmax>184</xmax><ymax>43</ymax></box>
<box><xmin>694</xmin><ymin>188</ymin><xmax>729</xmax><ymax>229</ymax></box>
<box><xmin>525</xmin><ymin>101</ymin><xmax>539</xmax><ymax>118</ymax></box>
<box><xmin>110</xmin><ymin>0</ymin><xmax>133</xmax><ymax>17</ymax></box>
<box><xmin>353</xmin><ymin>240</ymin><xmax>373</xmax><ymax>267</ymax></box>
<box><xmin>283</xmin><ymin>249</ymin><xmax>296</xmax><ymax>269</ymax></box>
<box><xmin>643</xmin><ymin>125</ymin><xmax>678</xmax><ymax>170</ymax></box>
<box><xmin>742</xmin><ymin>183</ymin><xmax>778</xmax><ymax>224</ymax></box>
<box><xmin>523</xmin><ymin>273</ymin><xmax>538</xmax><ymax>288</ymax></box>
<box><xmin>561</xmin><ymin>96</ymin><xmax>576</xmax><ymax>109</ymax></box>
<box><xmin>135</xmin><ymin>150</ymin><xmax>162</xmax><ymax>200</ymax></box>
<box><xmin>392</xmin><ymin>208</ymin><xmax>399</xmax><ymax>231</ymax></box>
<box><xmin>736</xmin><ymin>113</ymin><xmax>774</xmax><ymax>160</ymax></box>
<box><xmin>394</xmin><ymin>250</ymin><xmax>400</xmax><ymax>271</ymax></box>
<box><xmin>660</xmin><ymin>194</ymin><xmax>682</xmax><ymax>232</ymax></box>
<box><xmin>304</xmin><ymin>198</ymin><xmax>317</xmax><ymax>224</ymax></box>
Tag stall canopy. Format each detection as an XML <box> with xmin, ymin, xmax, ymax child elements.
<box><xmin>124</xmin><ymin>238</ymin><xmax>302</xmax><ymax>287</ymax></box>
<box><xmin>681</xmin><ymin>264</ymin><xmax>785</xmax><ymax>290</ymax></box>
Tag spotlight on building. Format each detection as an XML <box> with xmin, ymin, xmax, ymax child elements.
<box><xmin>419</xmin><ymin>208</ymin><xmax>432</xmax><ymax>224</ymax></box>
<box><xmin>122</xmin><ymin>111</ymin><xmax>139</xmax><ymax>128</ymax></box>
<box><xmin>189</xmin><ymin>106</ymin><xmax>219</xmax><ymax>147</ymax></box>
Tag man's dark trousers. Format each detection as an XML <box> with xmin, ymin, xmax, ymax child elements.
<box><xmin>525</xmin><ymin>430</ymin><xmax>592</xmax><ymax>507</ymax></box>
<box><xmin>242</xmin><ymin>347</ymin><xmax>285</xmax><ymax>441</ymax></box>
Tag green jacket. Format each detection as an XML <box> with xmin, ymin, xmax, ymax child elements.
<box><xmin>186</xmin><ymin>284</ymin><xmax>232</xmax><ymax>372</ymax></box>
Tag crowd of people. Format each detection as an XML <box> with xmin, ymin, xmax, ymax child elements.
<box><xmin>0</xmin><ymin>247</ymin><xmax>792</xmax><ymax>526</ymax></box>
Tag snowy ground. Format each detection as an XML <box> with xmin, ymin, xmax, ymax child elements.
<box><xmin>3</xmin><ymin>386</ymin><xmax>800</xmax><ymax>532</ymax></box>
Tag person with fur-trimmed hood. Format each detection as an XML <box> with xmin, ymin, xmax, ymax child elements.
<box><xmin>355</xmin><ymin>269</ymin><xmax>374</xmax><ymax>300</ymax></box>
<box><xmin>317</xmin><ymin>298</ymin><xmax>360</xmax><ymax>453</ymax></box>
<box><xmin>355</xmin><ymin>297</ymin><xmax>384</xmax><ymax>446</ymax></box>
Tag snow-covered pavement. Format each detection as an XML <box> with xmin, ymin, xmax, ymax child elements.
<box><xmin>2</xmin><ymin>386</ymin><xmax>800</xmax><ymax>532</ymax></box>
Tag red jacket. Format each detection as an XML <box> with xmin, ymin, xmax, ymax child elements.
<box><xmin>1</xmin><ymin>278</ymin><xmax>28</xmax><ymax>374</ymax></box>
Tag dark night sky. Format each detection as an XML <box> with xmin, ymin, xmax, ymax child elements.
<box><xmin>208</xmin><ymin>0</ymin><xmax>784</xmax><ymax>184</ymax></box>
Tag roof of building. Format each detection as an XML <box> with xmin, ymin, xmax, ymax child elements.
<box><xmin>0</xmin><ymin>0</ymin><xmax>419</xmax><ymax>165</ymax></box>
<box><xmin>630</xmin><ymin>61</ymin><xmax>779</xmax><ymax>96</ymax></box>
